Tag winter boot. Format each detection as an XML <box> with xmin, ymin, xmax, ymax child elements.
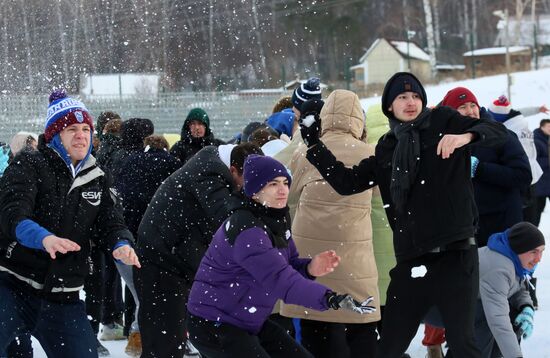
<box><xmin>125</xmin><ymin>331</ymin><xmax>142</xmax><ymax>357</ymax></box>
<box><xmin>426</xmin><ymin>344</ymin><xmax>444</xmax><ymax>358</ymax></box>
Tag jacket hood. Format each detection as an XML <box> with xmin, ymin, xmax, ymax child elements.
<box><xmin>181</xmin><ymin>108</ymin><xmax>212</xmax><ymax>138</ymax></box>
<box><xmin>320</xmin><ymin>89</ymin><xmax>365</xmax><ymax>140</ymax></box>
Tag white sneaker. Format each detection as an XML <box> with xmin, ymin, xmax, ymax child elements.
<box><xmin>99</xmin><ymin>323</ymin><xmax>125</xmax><ymax>341</ymax></box>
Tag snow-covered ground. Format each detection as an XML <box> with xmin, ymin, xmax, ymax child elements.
<box><xmin>31</xmin><ymin>68</ymin><xmax>550</xmax><ymax>357</ymax></box>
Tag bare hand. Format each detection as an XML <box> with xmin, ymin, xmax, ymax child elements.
<box><xmin>437</xmin><ymin>133</ymin><xmax>474</xmax><ymax>159</ymax></box>
<box><xmin>42</xmin><ymin>235</ymin><xmax>81</xmax><ymax>259</ymax></box>
<box><xmin>308</xmin><ymin>250</ymin><xmax>341</xmax><ymax>277</ymax></box>
<box><xmin>539</xmin><ymin>105</ymin><xmax>549</xmax><ymax>113</ymax></box>
<box><xmin>113</xmin><ymin>245</ymin><xmax>141</xmax><ymax>268</ymax></box>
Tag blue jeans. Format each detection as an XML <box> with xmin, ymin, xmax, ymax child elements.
<box><xmin>0</xmin><ymin>272</ymin><xmax>97</xmax><ymax>358</ymax></box>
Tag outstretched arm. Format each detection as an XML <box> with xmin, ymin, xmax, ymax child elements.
<box><xmin>306</xmin><ymin>142</ymin><xmax>377</xmax><ymax>195</ymax></box>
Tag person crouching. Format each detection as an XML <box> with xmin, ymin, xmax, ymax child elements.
<box><xmin>186</xmin><ymin>154</ymin><xmax>376</xmax><ymax>357</ymax></box>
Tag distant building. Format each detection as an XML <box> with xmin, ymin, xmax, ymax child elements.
<box><xmin>435</xmin><ymin>64</ymin><xmax>466</xmax><ymax>81</ymax></box>
<box><xmin>79</xmin><ymin>73</ymin><xmax>162</xmax><ymax>96</ymax></box>
<box><xmin>350</xmin><ymin>38</ymin><xmax>432</xmax><ymax>91</ymax></box>
<box><xmin>463</xmin><ymin>46</ymin><xmax>531</xmax><ymax>77</ymax></box>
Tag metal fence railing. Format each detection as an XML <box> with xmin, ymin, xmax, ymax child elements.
<box><xmin>0</xmin><ymin>91</ymin><xmax>290</xmax><ymax>144</ymax></box>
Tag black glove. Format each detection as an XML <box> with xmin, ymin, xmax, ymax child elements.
<box><xmin>299</xmin><ymin>113</ymin><xmax>321</xmax><ymax>147</ymax></box>
<box><xmin>325</xmin><ymin>292</ymin><xmax>376</xmax><ymax>314</ymax></box>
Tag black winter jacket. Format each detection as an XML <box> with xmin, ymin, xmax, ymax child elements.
<box><xmin>534</xmin><ymin>128</ymin><xmax>550</xmax><ymax>196</ymax></box>
<box><xmin>170</xmin><ymin>127</ymin><xmax>224</xmax><ymax>166</ymax></box>
<box><xmin>306</xmin><ymin>106</ymin><xmax>507</xmax><ymax>262</ymax></box>
<box><xmin>137</xmin><ymin>146</ymin><xmax>238</xmax><ymax>280</ymax></box>
<box><xmin>0</xmin><ymin>142</ymin><xmax>132</xmax><ymax>299</ymax></box>
<box><xmin>115</xmin><ymin>148</ymin><xmax>180</xmax><ymax>235</ymax></box>
<box><xmin>95</xmin><ymin>133</ymin><xmax>121</xmax><ymax>171</ymax></box>
<box><xmin>472</xmin><ymin>130</ymin><xmax>531</xmax><ymax>217</ymax></box>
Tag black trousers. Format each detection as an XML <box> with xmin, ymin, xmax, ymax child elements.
<box><xmin>376</xmin><ymin>246</ymin><xmax>481</xmax><ymax>358</ymax></box>
<box><xmin>187</xmin><ymin>313</ymin><xmax>313</xmax><ymax>358</ymax></box>
<box><xmin>134</xmin><ymin>262</ymin><xmax>190</xmax><ymax>358</ymax></box>
<box><xmin>84</xmin><ymin>245</ymin><xmax>123</xmax><ymax>334</ymax></box>
<box><xmin>532</xmin><ymin>196</ymin><xmax>549</xmax><ymax>227</ymax></box>
<box><xmin>300</xmin><ymin>319</ymin><xmax>377</xmax><ymax>358</ymax></box>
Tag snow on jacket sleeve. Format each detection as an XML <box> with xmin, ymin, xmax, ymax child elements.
<box><xmin>233</xmin><ymin>227</ymin><xmax>329</xmax><ymax>311</ymax></box>
<box><xmin>479</xmin><ymin>266</ymin><xmax>523</xmax><ymax>358</ymax></box>
<box><xmin>475</xmin><ymin>132</ymin><xmax>532</xmax><ymax>190</ymax></box>
<box><xmin>306</xmin><ymin>142</ymin><xmax>377</xmax><ymax>196</ymax></box>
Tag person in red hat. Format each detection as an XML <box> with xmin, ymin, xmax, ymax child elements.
<box><xmin>441</xmin><ymin>87</ymin><xmax>531</xmax><ymax>246</ymax></box>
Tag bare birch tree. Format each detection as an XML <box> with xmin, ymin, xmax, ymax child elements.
<box><xmin>422</xmin><ymin>0</ymin><xmax>437</xmax><ymax>77</ymax></box>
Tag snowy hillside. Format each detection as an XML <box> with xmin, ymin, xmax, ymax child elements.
<box><xmin>361</xmin><ymin>68</ymin><xmax>550</xmax><ymax>131</ymax></box>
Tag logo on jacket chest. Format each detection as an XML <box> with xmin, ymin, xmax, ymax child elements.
<box><xmin>82</xmin><ymin>191</ymin><xmax>102</xmax><ymax>206</ymax></box>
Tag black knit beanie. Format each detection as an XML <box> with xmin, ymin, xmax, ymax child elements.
<box><xmin>292</xmin><ymin>77</ymin><xmax>322</xmax><ymax>111</ymax></box>
<box><xmin>508</xmin><ymin>222</ymin><xmax>545</xmax><ymax>254</ymax></box>
<box><xmin>381</xmin><ymin>72</ymin><xmax>427</xmax><ymax>118</ymax></box>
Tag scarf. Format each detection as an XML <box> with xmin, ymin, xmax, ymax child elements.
<box><xmin>48</xmin><ymin>133</ymin><xmax>93</xmax><ymax>177</ymax></box>
<box><xmin>241</xmin><ymin>197</ymin><xmax>291</xmax><ymax>249</ymax></box>
<box><xmin>388</xmin><ymin>109</ymin><xmax>430</xmax><ymax>213</ymax></box>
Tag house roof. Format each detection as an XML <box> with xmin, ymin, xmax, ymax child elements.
<box><xmin>358</xmin><ymin>38</ymin><xmax>430</xmax><ymax>63</ymax></box>
<box><xmin>494</xmin><ymin>14</ymin><xmax>550</xmax><ymax>47</ymax></box>
<box><xmin>463</xmin><ymin>46</ymin><xmax>531</xmax><ymax>56</ymax></box>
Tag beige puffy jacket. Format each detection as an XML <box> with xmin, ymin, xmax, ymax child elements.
<box><xmin>280</xmin><ymin>90</ymin><xmax>381</xmax><ymax>323</ymax></box>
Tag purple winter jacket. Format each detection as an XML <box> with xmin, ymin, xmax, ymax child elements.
<box><xmin>187</xmin><ymin>202</ymin><xmax>330</xmax><ymax>334</ymax></box>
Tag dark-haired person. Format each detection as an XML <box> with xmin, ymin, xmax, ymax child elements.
<box><xmin>187</xmin><ymin>154</ymin><xmax>375</xmax><ymax>358</ymax></box>
<box><xmin>474</xmin><ymin>222</ymin><xmax>544</xmax><ymax>357</ymax></box>
<box><xmin>441</xmin><ymin>87</ymin><xmax>532</xmax><ymax>246</ymax></box>
<box><xmin>135</xmin><ymin>143</ymin><xmax>262</xmax><ymax>358</ymax></box>
<box><xmin>170</xmin><ymin>107</ymin><xmax>225</xmax><ymax>165</ymax></box>
<box><xmin>0</xmin><ymin>91</ymin><xmax>140</xmax><ymax>357</ymax></box>
<box><xmin>420</xmin><ymin>87</ymin><xmax>532</xmax><ymax>358</ymax></box>
<box><xmin>113</xmin><ymin>134</ymin><xmax>181</xmax><ymax>356</ymax></box>
<box><xmin>274</xmin><ymin>78</ymin><xmax>323</xmax><ymax>167</ymax></box>
<box><xmin>299</xmin><ymin>73</ymin><xmax>507</xmax><ymax>357</ymax></box>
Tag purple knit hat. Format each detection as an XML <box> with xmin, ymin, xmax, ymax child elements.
<box><xmin>243</xmin><ymin>154</ymin><xmax>291</xmax><ymax>197</ymax></box>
